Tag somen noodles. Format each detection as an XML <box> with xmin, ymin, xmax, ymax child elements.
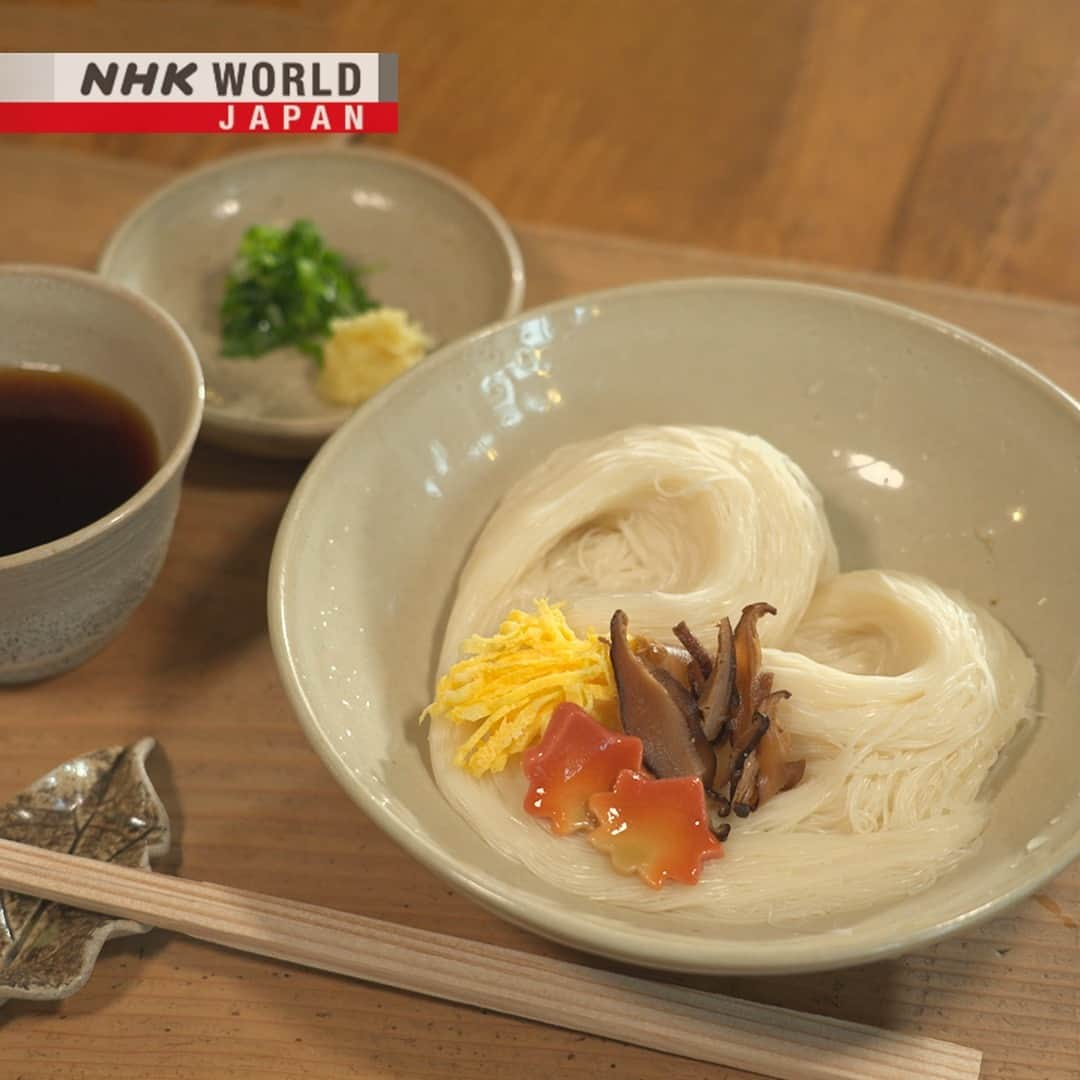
<box><xmin>427</xmin><ymin>426</ymin><xmax>1034</xmax><ymax>922</ymax></box>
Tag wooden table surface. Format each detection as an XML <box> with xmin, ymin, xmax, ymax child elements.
<box><xmin>5</xmin><ymin>0</ymin><xmax>1080</xmax><ymax>304</ymax></box>
<box><xmin>1</xmin><ymin>5</ymin><xmax>1079</xmax><ymax>1077</ymax></box>
<box><xmin>1</xmin><ymin>142</ymin><xmax>1078</xmax><ymax>1080</ymax></box>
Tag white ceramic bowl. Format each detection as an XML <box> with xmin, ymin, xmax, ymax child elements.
<box><xmin>0</xmin><ymin>267</ymin><xmax>203</xmax><ymax>684</ymax></box>
<box><xmin>99</xmin><ymin>147</ymin><xmax>525</xmax><ymax>459</ymax></box>
<box><xmin>269</xmin><ymin>279</ymin><xmax>1080</xmax><ymax>974</ymax></box>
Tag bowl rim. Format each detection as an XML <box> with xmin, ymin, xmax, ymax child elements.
<box><xmin>0</xmin><ymin>264</ymin><xmax>205</xmax><ymax>572</ymax></box>
<box><xmin>97</xmin><ymin>144</ymin><xmax>527</xmax><ymax>446</ymax></box>
<box><xmin>269</xmin><ymin>275</ymin><xmax>1080</xmax><ymax>974</ymax></box>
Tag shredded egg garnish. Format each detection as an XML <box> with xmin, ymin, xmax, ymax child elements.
<box><xmin>317</xmin><ymin>307</ymin><xmax>432</xmax><ymax>406</ymax></box>
<box><xmin>422</xmin><ymin>600</ymin><xmax>617</xmax><ymax>777</ymax></box>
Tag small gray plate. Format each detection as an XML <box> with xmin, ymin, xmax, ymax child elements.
<box><xmin>100</xmin><ymin>147</ymin><xmax>525</xmax><ymax>458</ymax></box>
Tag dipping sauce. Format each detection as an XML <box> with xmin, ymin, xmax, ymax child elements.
<box><xmin>0</xmin><ymin>367</ymin><xmax>158</xmax><ymax>557</ymax></box>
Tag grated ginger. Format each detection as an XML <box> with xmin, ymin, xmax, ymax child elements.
<box><xmin>317</xmin><ymin>307</ymin><xmax>432</xmax><ymax>406</ymax></box>
<box><xmin>422</xmin><ymin>600</ymin><xmax>618</xmax><ymax>777</ymax></box>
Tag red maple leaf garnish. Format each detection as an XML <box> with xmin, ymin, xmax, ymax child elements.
<box><xmin>587</xmin><ymin>769</ymin><xmax>724</xmax><ymax>888</ymax></box>
<box><xmin>522</xmin><ymin>703</ymin><xmax>643</xmax><ymax>835</ymax></box>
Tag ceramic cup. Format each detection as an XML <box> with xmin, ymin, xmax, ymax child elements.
<box><xmin>0</xmin><ymin>266</ymin><xmax>203</xmax><ymax>684</ymax></box>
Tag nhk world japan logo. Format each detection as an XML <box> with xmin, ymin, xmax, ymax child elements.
<box><xmin>0</xmin><ymin>53</ymin><xmax>398</xmax><ymax>133</ymax></box>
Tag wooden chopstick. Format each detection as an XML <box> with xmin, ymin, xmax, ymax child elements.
<box><xmin>0</xmin><ymin>839</ymin><xmax>980</xmax><ymax>1079</ymax></box>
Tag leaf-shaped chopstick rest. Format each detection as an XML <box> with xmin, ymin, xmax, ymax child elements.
<box><xmin>0</xmin><ymin>737</ymin><xmax>169</xmax><ymax>1003</ymax></box>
